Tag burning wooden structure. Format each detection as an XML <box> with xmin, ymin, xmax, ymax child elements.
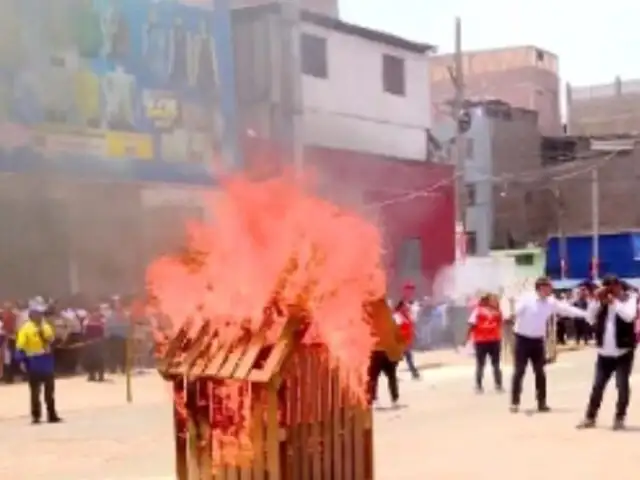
<box><xmin>157</xmin><ymin>312</ymin><xmax>374</xmax><ymax>479</ymax></box>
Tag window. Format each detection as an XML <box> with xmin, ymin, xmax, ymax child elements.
<box><xmin>397</xmin><ymin>237</ymin><xmax>422</xmax><ymax>277</ymax></box>
<box><xmin>301</xmin><ymin>34</ymin><xmax>328</xmax><ymax>79</ymax></box>
<box><xmin>382</xmin><ymin>54</ymin><xmax>406</xmax><ymax>96</ymax></box>
<box><xmin>466</xmin><ymin>231</ymin><xmax>477</xmax><ymax>255</ymax></box>
<box><xmin>465</xmin><ymin>184</ymin><xmax>476</xmax><ymax>206</ymax></box>
<box><xmin>514</xmin><ymin>253</ymin><xmax>535</xmax><ymax>266</ymax></box>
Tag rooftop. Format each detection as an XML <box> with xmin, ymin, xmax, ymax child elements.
<box><xmin>231</xmin><ymin>2</ymin><xmax>435</xmax><ymax>54</ymax></box>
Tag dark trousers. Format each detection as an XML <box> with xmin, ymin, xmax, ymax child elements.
<box><xmin>83</xmin><ymin>339</ymin><xmax>106</xmax><ymax>381</ymax></box>
<box><xmin>511</xmin><ymin>334</ymin><xmax>547</xmax><ymax>407</ymax></box>
<box><xmin>574</xmin><ymin>319</ymin><xmax>591</xmax><ymax>345</ymax></box>
<box><xmin>106</xmin><ymin>335</ymin><xmax>127</xmax><ymax>373</ymax></box>
<box><xmin>475</xmin><ymin>340</ymin><xmax>503</xmax><ymax>390</ymax></box>
<box><xmin>556</xmin><ymin>318</ymin><xmax>568</xmax><ymax>345</ymax></box>
<box><xmin>404</xmin><ymin>349</ymin><xmax>420</xmax><ymax>379</ymax></box>
<box><xmin>368</xmin><ymin>350</ymin><xmax>399</xmax><ymax>403</ymax></box>
<box><xmin>28</xmin><ymin>371</ymin><xmax>57</xmax><ymax>421</ymax></box>
<box><xmin>585</xmin><ymin>351</ymin><xmax>635</xmax><ymax>421</ymax></box>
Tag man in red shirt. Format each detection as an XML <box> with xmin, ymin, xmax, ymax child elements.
<box><xmin>467</xmin><ymin>293</ymin><xmax>503</xmax><ymax>393</ymax></box>
<box><xmin>394</xmin><ymin>283</ymin><xmax>421</xmax><ymax>380</ymax></box>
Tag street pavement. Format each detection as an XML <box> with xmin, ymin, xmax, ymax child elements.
<box><xmin>1</xmin><ymin>348</ymin><xmax>640</xmax><ymax>479</ymax></box>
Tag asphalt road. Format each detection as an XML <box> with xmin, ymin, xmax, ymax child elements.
<box><xmin>1</xmin><ymin>349</ymin><xmax>639</xmax><ymax>479</ymax></box>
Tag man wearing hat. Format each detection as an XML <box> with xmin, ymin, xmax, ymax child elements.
<box><xmin>15</xmin><ymin>299</ymin><xmax>62</xmax><ymax>424</ymax></box>
<box><xmin>577</xmin><ymin>275</ymin><xmax>637</xmax><ymax>430</ymax></box>
<box><xmin>510</xmin><ymin>276</ymin><xmax>590</xmax><ymax>413</ymax></box>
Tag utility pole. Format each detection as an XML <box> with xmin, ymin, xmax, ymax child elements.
<box><xmin>281</xmin><ymin>0</ymin><xmax>305</xmax><ymax>176</ymax></box>
<box><xmin>450</xmin><ymin>17</ymin><xmax>466</xmax><ymax>251</ymax></box>
<box><xmin>591</xmin><ymin>167</ymin><xmax>599</xmax><ymax>280</ymax></box>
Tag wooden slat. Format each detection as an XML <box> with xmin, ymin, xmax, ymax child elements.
<box><xmin>176</xmin><ymin>323</ymin><xmax>211</xmax><ymax>376</ymax></box>
<box><xmin>190</xmin><ymin>335</ymin><xmax>221</xmax><ymax>378</ymax></box>
<box><xmin>174</xmin><ymin>379</ymin><xmax>189</xmax><ymax>480</ymax></box>
<box><xmin>309</xmin><ymin>352</ymin><xmax>322</xmax><ymax>480</ymax></box>
<box><xmin>197</xmin><ymin>380</ymin><xmax>214</xmax><ymax>480</ymax></box>
<box><xmin>217</xmin><ymin>338</ymin><xmax>250</xmax><ymax>379</ymax></box>
<box><xmin>363</xmin><ymin>408</ymin><xmax>374</xmax><ymax>480</ymax></box>
<box><xmin>204</xmin><ymin>341</ymin><xmax>235</xmax><ymax>377</ymax></box>
<box><xmin>321</xmin><ymin>356</ymin><xmax>332</xmax><ymax>480</ymax></box>
<box><xmin>353</xmin><ymin>405</ymin><xmax>366</xmax><ymax>480</ymax></box>
<box><xmin>332</xmin><ymin>371</ymin><xmax>344</xmax><ymax>480</ymax></box>
<box><xmin>233</xmin><ymin>331</ymin><xmax>268</xmax><ymax>379</ymax></box>
<box><xmin>300</xmin><ymin>354</ymin><xmax>312</xmax><ymax>480</ymax></box>
<box><xmin>248</xmin><ymin>319</ymin><xmax>299</xmax><ymax>383</ymax></box>
<box><xmin>265</xmin><ymin>387</ymin><xmax>282</xmax><ymax>478</ymax></box>
<box><xmin>289</xmin><ymin>358</ymin><xmax>302</xmax><ymax>480</ymax></box>
<box><xmin>251</xmin><ymin>387</ymin><xmax>267</xmax><ymax>480</ymax></box>
<box><xmin>343</xmin><ymin>403</ymin><xmax>354</xmax><ymax>480</ymax></box>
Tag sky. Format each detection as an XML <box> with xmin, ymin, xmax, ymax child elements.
<box><xmin>339</xmin><ymin>0</ymin><xmax>639</xmax><ymax>88</ymax></box>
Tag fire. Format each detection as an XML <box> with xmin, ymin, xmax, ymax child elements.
<box><xmin>147</xmin><ymin>172</ymin><xmax>386</xmax><ymax>400</ymax></box>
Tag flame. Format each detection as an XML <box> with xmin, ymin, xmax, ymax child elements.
<box><xmin>147</xmin><ymin>172</ymin><xmax>385</xmax><ymax>400</ymax></box>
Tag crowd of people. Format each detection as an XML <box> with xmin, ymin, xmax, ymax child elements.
<box><xmin>369</xmin><ymin>275</ymin><xmax>640</xmax><ymax>431</ymax></box>
<box><xmin>0</xmin><ymin>295</ymin><xmax>153</xmax><ymax>385</ymax></box>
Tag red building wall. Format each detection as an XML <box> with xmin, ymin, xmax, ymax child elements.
<box><xmin>243</xmin><ymin>140</ymin><xmax>455</xmax><ymax>294</ymax></box>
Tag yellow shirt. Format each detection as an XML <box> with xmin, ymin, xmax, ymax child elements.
<box><xmin>16</xmin><ymin>320</ymin><xmax>55</xmax><ymax>357</ymax></box>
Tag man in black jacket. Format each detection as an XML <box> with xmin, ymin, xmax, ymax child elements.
<box><xmin>577</xmin><ymin>275</ymin><xmax>637</xmax><ymax>431</ymax></box>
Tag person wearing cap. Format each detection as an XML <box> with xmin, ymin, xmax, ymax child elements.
<box><xmin>577</xmin><ymin>275</ymin><xmax>637</xmax><ymax>431</ymax></box>
<box><xmin>15</xmin><ymin>301</ymin><xmax>62</xmax><ymax>424</ymax></box>
<box><xmin>510</xmin><ymin>276</ymin><xmax>590</xmax><ymax>413</ymax></box>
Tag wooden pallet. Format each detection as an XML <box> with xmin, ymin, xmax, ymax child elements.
<box><xmin>160</xmin><ymin>316</ymin><xmax>374</xmax><ymax>480</ymax></box>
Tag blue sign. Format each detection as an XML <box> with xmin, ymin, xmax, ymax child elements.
<box><xmin>0</xmin><ymin>0</ymin><xmax>237</xmax><ymax>185</ymax></box>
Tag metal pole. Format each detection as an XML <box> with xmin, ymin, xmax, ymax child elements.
<box><xmin>452</xmin><ymin>18</ymin><xmax>466</xmax><ymax>233</ymax></box>
<box><xmin>591</xmin><ymin>167</ymin><xmax>599</xmax><ymax>280</ymax></box>
<box><xmin>554</xmin><ymin>187</ymin><xmax>568</xmax><ymax>279</ymax></box>
<box><xmin>282</xmin><ymin>0</ymin><xmax>305</xmax><ymax>176</ymax></box>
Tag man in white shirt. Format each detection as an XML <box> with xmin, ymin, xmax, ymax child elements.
<box><xmin>510</xmin><ymin>277</ymin><xmax>590</xmax><ymax>413</ymax></box>
<box><xmin>577</xmin><ymin>275</ymin><xmax>637</xmax><ymax>431</ymax></box>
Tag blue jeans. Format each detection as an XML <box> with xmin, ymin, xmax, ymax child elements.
<box><xmin>405</xmin><ymin>350</ymin><xmax>420</xmax><ymax>379</ymax></box>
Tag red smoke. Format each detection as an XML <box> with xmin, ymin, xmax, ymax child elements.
<box><xmin>147</xmin><ymin>172</ymin><xmax>386</xmax><ymax>399</ymax></box>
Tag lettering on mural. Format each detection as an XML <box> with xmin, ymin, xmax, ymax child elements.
<box><xmin>0</xmin><ymin>0</ymin><xmax>228</xmax><ymax>164</ymax></box>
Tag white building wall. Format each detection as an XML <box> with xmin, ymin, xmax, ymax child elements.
<box><xmin>300</xmin><ymin>23</ymin><xmax>431</xmax><ymax>160</ymax></box>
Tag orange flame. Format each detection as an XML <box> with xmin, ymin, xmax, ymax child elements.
<box><xmin>147</xmin><ymin>172</ymin><xmax>385</xmax><ymax>400</ymax></box>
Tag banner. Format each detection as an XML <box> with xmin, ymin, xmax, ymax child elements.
<box><xmin>0</xmin><ymin>0</ymin><xmax>238</xmax><ymax>184</ymax></box>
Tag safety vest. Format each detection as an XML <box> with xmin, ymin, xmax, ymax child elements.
<box><xmin>471</xmin><ymin>306</ymin><xmax>502</xmax><ymax>343</ymax></box>
<box><xmin>394</xmin><ymin>304</ymin><xmax>415</xmax><ymax>346</ymax></box>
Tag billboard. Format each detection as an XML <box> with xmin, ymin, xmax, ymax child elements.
<box><xmin>0</xmin><ymin>0</ymin><xmax>237</xmax><ymax>185</ymax></box>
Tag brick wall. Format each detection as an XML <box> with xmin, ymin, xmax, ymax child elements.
<box><xmin>432</xmin><ymin>67</ymin><xmax>561</xmax><ymax>135</ymax></box>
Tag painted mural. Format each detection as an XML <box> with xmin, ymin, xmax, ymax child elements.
<box><xmin>0</xmin><ymin>0</ymin><xmax>237</xmax><ymax>185</ymax></box>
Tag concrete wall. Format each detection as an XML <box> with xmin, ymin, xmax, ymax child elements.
<box><xmin>568</xmin><ymin>78</ymin><xmax>640</xmax><ymax>136</ymax></box>
<box><xmin>431</xmin><ymin>47</ymin><xmax>561</xmax><ymax>135</ymax></box>
<box><xmin>232</xmin><ymin>6</ymin><xmax>431</xmax><ymax>161</ymax></box>
<box><xmin>300</xmin><ymin>23</ymin><xmax>431</xmax><ymax>160</ymax></box>
<box><xmin>431</xmin><ymin>110</ymin><xmax>493</xmax><ymax>256</ymax></box>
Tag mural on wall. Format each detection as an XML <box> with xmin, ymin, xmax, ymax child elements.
<box><xmin>0</xmin><ymin>0</ymin><xmax>237</xmax><ymax>184</ymax></box>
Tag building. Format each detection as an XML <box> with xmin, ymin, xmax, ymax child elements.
<box><xmin>230</xmin><ymin>0</ymin><xmax>339</xmax><ymax>15</ymax></box>
<box><xmin>232</xmin><ymin>3</ymin><xmax>435</xmax><ymax>161</ymax></box>
<box><xmin>0</xmin><ymin>0</ymin><xmax>238</xmax><ymax>296</ymax></box>
<box><xmin>431</xmin><ymin>100</ymin><xmax>541</xmax><ymax>255</ymax></box>
<box><xmin>532</xmin><ymin>135</ymin><xmax>640</xmax><ymax>237</ymax></box>
<box><xmin>430</xmin><ymin>46</ymin><xmax>561</xmax><ymax>135</ymax></box>
<box><xmin>567</xmin><ymin>77</ymin><xmax>640</xmax><ymax>136</ymax></box>
<box><xmin>245</xmin><ymin>138</ymin><xmax>456</xmax><ymax>294</ymax></box>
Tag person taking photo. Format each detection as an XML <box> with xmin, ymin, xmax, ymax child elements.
<box><xmin>577</xmin><ymin>275</ymin><xmax>637</xmax><ymax>431</ymax></box>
